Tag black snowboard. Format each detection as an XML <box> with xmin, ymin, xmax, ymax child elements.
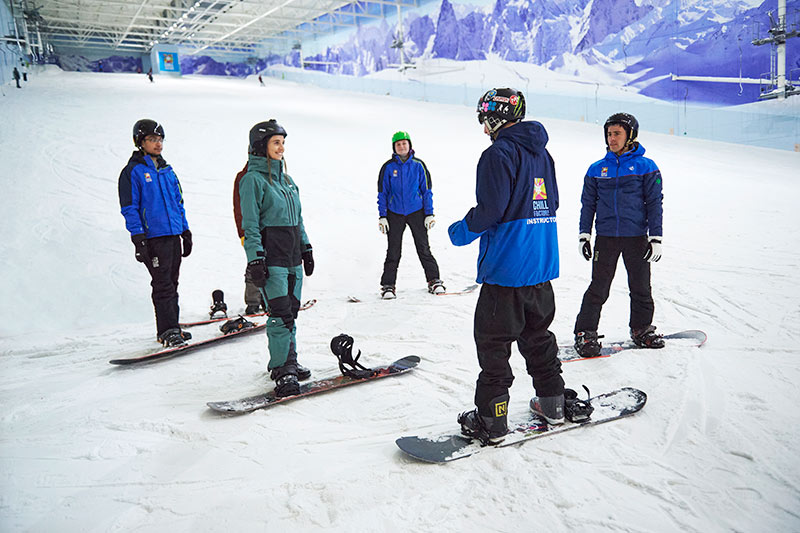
<box><xmin>559</xmin><ymin>329</ymin><xmax>707</xmax><ymax>362</ymax></box>
<box><xmin>396</xmin><ymin>387</ymin><xmax>647</xmax><ymax>463</ymax></box>
<box><xmin>109</xmin><ymin>321</ymin><xmax>265</xmax><ymax>365</ymax></box>
<box><xmin>180</xmin><ymin>299</ymin><xmax>316</xmax><ymax>328</ymax></box>
<box><xmin>207</xmin><ymin>355</ymin><xmax>420</xmax><ymax>414</ymax></box>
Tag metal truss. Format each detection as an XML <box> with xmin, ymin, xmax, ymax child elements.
<box><xmin>3</xmin><ymin>0</ymin><xmax>418</xmax><ymax>56</ymax></box>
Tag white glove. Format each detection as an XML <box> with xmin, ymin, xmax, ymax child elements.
<box><xmin>378</xmin><ymin>217</ymin><xmax>389</xmax><ymax>234</ymax></box>
<box><xmin>644</xmin><ymin>236</ymin><xmax>662</xmax><ymax>262</ymax></box>
<box><xmin>579</xmin><ymin>233</ymin><xmax>592</xmax><ymax>261</ymax></box>
<box><xmin>424</xmin><ymin>215</ymin><xmax>435</xmax><ymax>230</ymax></box>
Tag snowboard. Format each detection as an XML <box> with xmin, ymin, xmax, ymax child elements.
<box><xmin>559</xmin><ymin>329</ymin><xmax>707</xmax><ymax>362</ymax></box>
<box><xmin>347</xmin><ymin>284</ymin><xmax>479</xmax><ymax>302</ymax></box>
<box><xmin>396</xmin><ymin>387</ymin><xmax>646</xmax><ymax>463</ymax></box>
<box><xmin>207</xmin><ymin>355</ymin><xmax>420</xmax><ymax>414</ymax></box>
<box><xmin>180</xmin><ymin>299</ymin><xmax>316</xmax><ymax>328</ymax></box>
<box><xmin>109</xmin><ymin>320</ymin><xmax>266</xmax><ymax>365</ymax></box>
<box><xmin>436</xmin><ymin>283</ymin><xmax>479</xmax><ymax>296</ymax></box>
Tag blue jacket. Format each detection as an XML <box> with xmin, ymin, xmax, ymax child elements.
<box><xmin>448</xmin><ymin>121</ymin><xmax>560</xmax><ymax>287</ymax></box>
<box><xmin>118</xmin><ymin>151</ymin><xmax>189</xmax><ymax>238</ymax></box>
<box><xmin>579</xmin><ymin>143</ymin><xmax>663</xmax><ymax>237</ymax></box>
<box><xmin>377</xmin><ymin>150</ymin><xmax>433</xmax><ymax>217</ymax></box>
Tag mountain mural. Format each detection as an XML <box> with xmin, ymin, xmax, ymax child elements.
<box><xmin>49</xmin><ymin>0</ymin><xmax>799</xmax><ymax>105</ymax></box>
<box><xmin>299</xmin><ymin>0</ymin><xmax>800</xmax><ymax>105</ymax></box>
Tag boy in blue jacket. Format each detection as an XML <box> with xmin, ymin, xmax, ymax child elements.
<box><xmin>573</xmin><ymin>113</ymin><xmax>664</xmax><ymax>357</ymax></box>
<box><xmin>118</xmin><ymin>119</ymin><xmax>192</xmax><ymax>348</ymax></box>
<box><xmin>448</xmin><ymin>88</ymin><xmax>565</xmax><ymax>444</ymax></box>
<box><xmin>377</xmin><ymin>131</ymin><xmax>444</xmax><ymax>299</ymax></box>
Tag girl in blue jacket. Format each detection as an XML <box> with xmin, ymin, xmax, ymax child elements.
<box><xmin>377</xmin><ymin>131</ymin><xmax>444</xmax><ymax>298</ymax></box>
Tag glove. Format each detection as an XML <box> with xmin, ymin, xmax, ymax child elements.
<box><xmin>247</xmin><ymin>257</ymin><xmax>268</xmax><ymax>287</ymax></box>
<box><xmin>424</xmin><ymin>215</ymin><xmax>435</xmax><ymax>230</ymax></box>
<box><xmin>644</xmin><ymin>236</ymin><xmax>662</xmax><ymax>263</ymax></box>
<box><xmin>181</xmin><ymin>230</ymin><xmax>193</xmax><ymax>257</ymax></box>
<box><xmin>131</xmin><ymin>233</ymin><xmax>149</xmax><ymax>264</ymax></box>
<box><xmin>579</xmin><ymin>233</ymin><xmax>592</xmax><ymax>261</ymax></box>
<box><xmin>302</xmin><ymin>244</ymin><xmax>314</xmax><ymax>276</ymax></box>
<box><xmin>378</xmin><ymin>217</ymin><xmax>389</xmax><ymax>235</ymax></box>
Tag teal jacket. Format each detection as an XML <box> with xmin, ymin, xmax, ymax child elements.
<box><xmin>238</xmin><ymin>155</ymin><xmax>310</xmax><ymax>267</ymax></box>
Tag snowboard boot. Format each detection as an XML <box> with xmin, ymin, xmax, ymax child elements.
<box><xmin>209</xmin><ymin>289</ymin><xmax>228</xmax><ymax>319</ymax></box>
<box><xmin>157</xmin><ymin>329</ymin><xmax>191</xmax><ymax>345</ymax></box>
<box><xmin>380</xmin><ymin>285</ymin><xmax>396</xmax><ymax>300</ymax></box>
<box><xmin>530</xmin><ymin>393</ymin><xmax>565</xmax><ymax>425</ymax></box>
<box><xmin>564</xmin><ymin>387</ymin><xmax>594</xmax><ymax>423</ymax></box>
<box><xmin>574</xmin><ymin>330</ymin><xmax>602</xmax><ymax>357</ymax></box>
<box><xmin>296</xmin><ymin>363</ymin><xmax>311</xmax><ymax>381</ymax></box>
<box><xmin>159</xmin><ymin>328</ymin><xmax>187</xmax><ymax>348</ymax></box>
<box><xmin>457</xmin><ymin>394</ymin><xmax>509</xmax><ymax>445</ymax></box>
<box><xmin>427</xmin><ymin>279</ymin><xmax>446</xmax><ymax>295</ymax></box>
<box><xmin>631</xmin><ymin>325</ymin><xmax>665</xmax><ymax>348</ymax></box>
<box><xmin>274</xmin><ymin>373</ymin><xmax>300</xmax><ymax>397</ymax></box>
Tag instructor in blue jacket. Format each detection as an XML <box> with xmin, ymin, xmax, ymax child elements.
<box><xmin>573</xmin><ymin>112</ymin><xmax>664</xmax><ymax>357</ymax></box>
<box><xmin>118</xmin><ymin>119</ymin><xmax>192</xmax><ymax>348</ymax></box>
<box><xmin>449</xmin><ymin>88</ymin><xmax>565</xmax><ymax>445</ymax></box>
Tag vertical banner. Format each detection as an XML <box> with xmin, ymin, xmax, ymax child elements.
<box><xmin>158</xmin><ymin>52</ymin><xmax>180</xmax><ymax>73</ymax></box>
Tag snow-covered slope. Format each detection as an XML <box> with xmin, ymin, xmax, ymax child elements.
<box><xmin>1</xmin><ymin>69</ymin><xmax>799</xmax><ymax>531</ymax></box>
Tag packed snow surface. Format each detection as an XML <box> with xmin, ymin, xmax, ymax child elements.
<box><xmin>1</xmin><ymin>68</ymin><xmax>799</xmax><ymax>532</ymax></box>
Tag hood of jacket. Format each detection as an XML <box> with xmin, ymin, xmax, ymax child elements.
<box><xmin>494</xmin><ymin>121</ymin><xmax>549</xmax><ymax>155</ymax></box>
<box><xmin>247</xmin><ymin>153</ymin><xmax>284</xmax><ymax>180</ymax></box>
<box><xmin>604</xmin><ymin>142</ymin><xmax>646</xmax><ymax>162</ymax></box>
<box><xmin>127</xmin><ymin>150</ymin><xmax>168</xmax><ymax>169</ymax></box>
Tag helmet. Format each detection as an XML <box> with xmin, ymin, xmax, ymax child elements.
<box><xmin>604</xmin><ymin>112</ymin><xmax>639</xmax><ymax>150</ymax></box>
<box><xmin>133</xmin><ymin>119</ymin><xmax>164</xmax><ymax>147</ymax></box>
<box><xmin>249</xmin><ymin>119</ymin><xmax>287</xmax><ymax>155</ymax></box>
<box><xmin>391</xmin><ymin>130</ymin><xmax>412</xmax><ymax>151</ymax></box>
<box><xmin>476</xmin><ymin>88</ymin><xmax>526</xmax><ymax>140</ymax></box>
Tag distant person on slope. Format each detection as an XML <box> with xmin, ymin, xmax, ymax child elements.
<box><xmin>118</xmin><ymin>119</ymin><xmax>193</xmax><ymax>348</ymax></box>
<box><xmin>376</xmin><ymin>130</ymin><xmax>444</xmax><ymax>299</ymax></box>
<box><xmin>13</xmin><ymin>67</ymin><xmax>20</xmax><ymax>88</ymax></box>
<box><xmin>573</xmin><ymin>112</ymin><xmax>664</xmax><ymax>357</ymax></box>
<box><xmin>449</xmin><ymin>88</ymin><xmax>566</xmax><ymax>445</ymax></box>
<box><xmin>238</xmin><ymin>119</ymin><xmax>314</xmax><ymax>397</ymax></box>
<box><xmin>234</xmin><ymin>161</ymin><xmax>266</xmax><ymax>315</ymax></box>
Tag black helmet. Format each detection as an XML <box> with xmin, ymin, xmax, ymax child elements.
<box><xmin>249</xmin><ymin>119</ymin><xmax>287</xmax><ymax>155</ymax></box>
<box><xmin>604</xmin><ymin>112</ymin><xmax>639</xmax><ymax>150</ymax></box>
<box><xmin>476</xmin><ymin>88</ymin><xmax>526</xmax><ymax>140</ymax></box>
<box><xmin>133</xmin><ymin>119</ymin><xmax>165</xmax><ymax>147</ymax></box>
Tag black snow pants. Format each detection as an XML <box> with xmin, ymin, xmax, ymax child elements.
<box><xmin>380</xmin><ymin>209</ymin><xmax>439</xmax><ymax>286</ymax></box>
<box><xmin>574</xmin><ymin>235</ymin><xmax>654</xmax><ymax>333</ymax></box>
<box><xmin>144</xmin><ymin>235</ymin><xmax>182</xmax><ymax>337</ymax></box>
<box><xmin>473</xmin><ymin>282</ymin><xmax>564</xmax><ymax>413</ymax></box>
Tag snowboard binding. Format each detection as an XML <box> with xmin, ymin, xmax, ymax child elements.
<box><xmin>219</xmin><ymin>316</ymin><xmax>255</xmax><ymax>335</ymax></box>
<box><xmin>209</xmin><ymin>289</ymin><xmax>228</xmax><ymax>319</ymax></box>
<box><xmin>330</xmin><ymin>334</ymin><xmax>377</xmax><ymax>379</ymax></box>
<box><xmin>565</xmin><ymin>385</ymin><xmax>594</xmax><ymax>423</ymax></box>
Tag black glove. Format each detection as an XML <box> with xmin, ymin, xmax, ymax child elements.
<box><xmin>579</xmin><ymin>233</ymin><xmax>592</xmax><ymax>261</ymax></box>
<box><xmin>181</xmin><ymin>230</ymin><xmax>193</xmax><ymax>257</ymax></box>
<box><xmin>302</xmin><ymin>244</ymin><xmax>314</xmax><ymax>276</ymax></box>
<box><xmin>131</xmin><ymin>233</ymin><xmax>149</xmax><ymax>264</ymax></box>
<box><xmin>247</xmin><ymin>257</ymin><xmax>268</xmax><ymax>287</ymax></box>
